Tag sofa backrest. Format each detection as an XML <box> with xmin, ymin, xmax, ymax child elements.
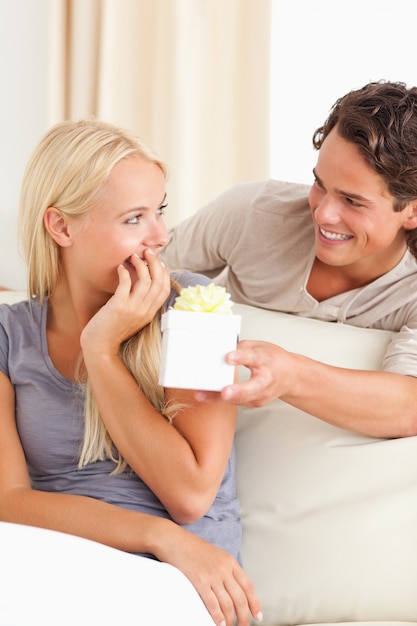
<box><xmin>234</xmin><ymin>303</ymin><xmax>417</xmax><ymax>625</ymax></box>
<box><xmin>0</xmin><ymin>290</ymin><xmax>27</xmax><ymax>304</ymax></box>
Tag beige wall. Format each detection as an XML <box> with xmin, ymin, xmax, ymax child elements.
<box><xmin>3</xmin><ymin>0</ymin><xmax>417</xmax><ymax>290</ymax></box>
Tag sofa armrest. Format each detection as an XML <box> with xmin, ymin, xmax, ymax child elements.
<box><xmin>0</xmin><ymin>521</ymin><xmax>213</xmax><ymax>625</ymax></box>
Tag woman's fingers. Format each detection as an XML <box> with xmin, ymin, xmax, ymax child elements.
<box><xmin>212</xmin><ymin>578</ymin><xmax>247</xmax><ymax>626</ymax></box>
<box><xmin>128</xmin><ymin>250</ymin><xmax>170</xmax><ymax>310</ymax></box>
<box><xmin>231</xmin><ymin>567</ymin><xmax>263</xmax><ymax>625</ymax></box>
<box><xmin>190</xmin><ymin>555</ymin><xmax>262</xmax><ymax>626</ymax></box>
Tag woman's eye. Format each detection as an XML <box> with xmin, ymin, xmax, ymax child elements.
<box><xmin>158</xmin><ymin>203</ymin><xmax>168</xmax><ymax>216</ymax></box>
<box><xmin>126</xmin><ymin>214</ymin><xmax>141</xmax><ymax>224</ymax></box>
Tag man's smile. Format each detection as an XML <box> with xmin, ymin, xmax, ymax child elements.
<box><xmin>319</xmin><ymin>226</ymin><xmax>353</xmax><ymax>241</ymax></box>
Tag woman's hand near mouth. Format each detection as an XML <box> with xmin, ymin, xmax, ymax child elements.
<box><xmin>80</xmin><ymin>247</ymin><xmax>170</xmax><ymax>358</ymax></box>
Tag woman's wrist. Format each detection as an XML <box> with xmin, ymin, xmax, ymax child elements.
<box><xmin>140</xmin><ymin>515</ymin><xmax>178</xmax><ymax>559</ymax></box>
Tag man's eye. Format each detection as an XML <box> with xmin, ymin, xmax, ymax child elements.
<box><xmin>345</xmin><ymin>197</ymin><xmax>362</xmax><ymax>208</ymax></box>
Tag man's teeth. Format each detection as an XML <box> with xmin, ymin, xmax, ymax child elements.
<box><xmin>320</xmin><ymin>226</ymin><xmax>351</xmax><ymax>241</ymax></box>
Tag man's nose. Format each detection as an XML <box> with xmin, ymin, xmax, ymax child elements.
<box><xmin>314</xmin><ymin>195</ymin><xmax>341</xmax><ymax>223</ymax></box>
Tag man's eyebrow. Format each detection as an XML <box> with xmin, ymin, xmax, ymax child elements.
<box><xmin>312</xmin><ymin>169</ymin><xmax>373</xmax><ymax>203</ymax></box>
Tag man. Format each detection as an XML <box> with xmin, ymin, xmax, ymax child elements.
<box><xmin>162</xmin><ymin>81</ymin><xmax>417</xmax><ymax>438</ymax></box>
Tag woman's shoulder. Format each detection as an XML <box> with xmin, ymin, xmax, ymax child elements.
<box><xmin>0</xmin><ymin>299</ymin><xmax>43</xmax><ymax>373</ymax></box>
<box><xmin>0</xmin><ymin>297</ymin><xmax>42</xmax><ymax>331</ymax></box>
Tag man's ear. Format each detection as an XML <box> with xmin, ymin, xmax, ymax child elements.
<box><xmin>43</xmin><ymin>207</ymin><xmax>73</xmax><ymax>247</ymax></box>
<box><xmin>404</xmin><ymin>202</ymin><xmax>417</xmax><ymax>230</ymax></box>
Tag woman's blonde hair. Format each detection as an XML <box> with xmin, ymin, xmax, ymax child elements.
<box><xmin>19</xmin><ymin>119</ymin><xmax>178</xmax><ymax>473</ymax></box>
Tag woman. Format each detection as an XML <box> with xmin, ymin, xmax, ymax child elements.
<box><xmin>0</xmin><ymin>119</ymin><xmax>262</xmax><ymax>626</ymax></box>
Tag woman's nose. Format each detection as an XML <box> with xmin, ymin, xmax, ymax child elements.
<box><xmin>143</xmin><ymin>219</ymin><xmax>170</xmax><ymax>250</ymax></box>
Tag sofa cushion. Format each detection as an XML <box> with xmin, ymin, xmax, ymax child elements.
<box><xmin>0</xmin><ymin>290</ymin><xmax>27</xmax><ymax>304</ymax></box>
<box><xmin>234</xmin><ymin>303</ymin><xmax>417</xmax><ymax>625</ymax></box>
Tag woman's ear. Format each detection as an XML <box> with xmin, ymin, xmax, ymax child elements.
<box><xmin>404</xmin><ymin>202</ymin><xmax>417</xmax><ymax>230</ymax></box>
<box><xmin>43</xmin><ymin>207</ymin><xmax>73</xmax><ymax>247</ymax></box>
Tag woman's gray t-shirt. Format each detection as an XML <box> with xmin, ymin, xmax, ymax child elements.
<box><xmin>0</xmin><ymin>271</ymin><xmax>241</xmax><ymax>559</ymax></box>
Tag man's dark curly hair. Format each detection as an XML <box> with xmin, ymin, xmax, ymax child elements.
<box><xmin>312</xmin><ymin>80</ymin><xmax>417</xmax><ymax>260</ymax></box>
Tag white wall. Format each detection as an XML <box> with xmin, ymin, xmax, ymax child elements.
<box><xmin>270</xmin><ymin>0</ymin><xmax>417</xmax><ymax>186</ymax></box>
<box><xmin>0</xmin><ymin>0</ymin><xmax>49</xmax><ymax>289</ymax></box>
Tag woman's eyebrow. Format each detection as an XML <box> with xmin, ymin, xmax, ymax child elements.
<box><xmin>119</xmin><ymin>193</ymin><xmax>168</xmax><ymax>217</ymax></box>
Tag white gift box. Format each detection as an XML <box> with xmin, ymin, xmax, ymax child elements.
<box><xmin>159</xmin><ymin>309</ymin><xmax>241</xmax><ymax>391</ymax></box>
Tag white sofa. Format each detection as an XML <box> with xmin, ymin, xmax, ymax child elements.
<box><xmin>1</xmin><ymin>290</ymin><xmax>416</xmax><ymax>626</ymax></box>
